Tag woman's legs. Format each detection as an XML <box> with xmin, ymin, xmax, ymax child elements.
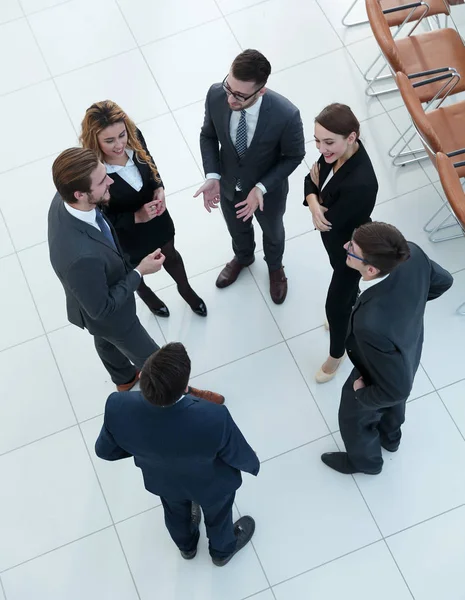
<box><xmin>136</xmin><ymin>276</ymin><xmax>168</xmax><ymax>315</ymax></box>
<box><xmin>161</xmin><ymin>239</ymin><xmax>204</xmax><ymax>309</ymax></box>
<box><xmin>326</xmin><ymin>265</ymin><xmax>361</xmax><ymax>359</ymax></box>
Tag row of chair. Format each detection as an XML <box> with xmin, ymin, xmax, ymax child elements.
<box><xmin>343</xmin><ymin>1</ymin><xmax>465</xmax><ymax>314</ymax></box>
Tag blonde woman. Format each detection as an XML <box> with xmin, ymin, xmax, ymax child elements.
<box><xmin>80</xmin><ymin>101</ymin><xmax>206</xmax><ymax>317</ymax></box>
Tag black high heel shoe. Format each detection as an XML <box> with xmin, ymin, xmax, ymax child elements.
<box><xmin>151</xmin><ymin>304</ymin><xmax>170</xmax><ymax>318</ymax></box>
<box><xmin>192</xmin><ymin>301</ymin><xmax>207</xmax><ymax>317</ymax></box>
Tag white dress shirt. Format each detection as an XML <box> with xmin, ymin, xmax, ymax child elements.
<box><xmin>63</xmin><ymin>201</ymin><xmax>142</xmax><ymax>278</ymax></box>
<box><xmin>320</xmin><ymin>168</ymin><xmax>334</xmax><ymax>191</ymax></box>
<box><xmin>359</xmin><ymin>273</ymin><xmax>389</xmax><ymax>294</ymax></box>
<box><xmin>105</xmin><ymin>148</ymin><xmax>143</xmax><ymax>191</ymax></box>
<box><xmin>206</xmin><ymin>96</ymin><xmax>267</xmax><ymax>194</ymax></box>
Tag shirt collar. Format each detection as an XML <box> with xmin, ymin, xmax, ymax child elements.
<box><xmin>359</xmin><ymin>273</ymin><xmax>389</xmax><ymax>294</ymax></box>
<box><xmin>64</xmin><ymin>201</ymin><xmax>97</xmax><ymax>225</ymax></box>
<box><xmin>105</xmin><ymin>148</ymin><xmax>135</xmax><ymax>173</ymax></box>
<box><xmin>243</xmin><ymin>95</ymin><xmax>262</xmax><ymax>116</ymax></box>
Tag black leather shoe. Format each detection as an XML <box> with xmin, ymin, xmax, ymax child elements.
<box><xmin>321</xmin><ymin>452</ymin><xmax>382</xmax><ymax>475</ymax></box>
<box><xmin>381</xmin><ymin>442</ymin><xmax>399</xmax><ymax>453</ymax></box>
<box><xmin>212</xmin><ymin>516</ymin><xmax>255</xmax><ymax>567</ymax></box>
<box><xmin>180</xmin><ymin>503</ymin><xmax>201</xmax><ymax>560</ymax></box>
<box><xmin>192</xmin><ymin>301</ymin><xmax>207</xmax><ymax>317</ymax></box>
<box><xmin>152</xmin><ymin>305</ymin><xmax>170</xmax><ymax>318</ymax></box>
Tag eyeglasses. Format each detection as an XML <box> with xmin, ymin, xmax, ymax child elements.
<box><xmin>222</xmin><ymin>76</ymin><xmax>265</xmax><ymax>103</ymax></box>
<box><xmin>346</xmin><ymin>239</ymin><xmax>367</xmax><ymax>264</ymax></box>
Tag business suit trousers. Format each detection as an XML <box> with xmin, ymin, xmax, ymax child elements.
<box><xmin>325</xmin><ymin>260</ymin><xmax>361</xmax><ymax>360</ymax></box>
<box><xmin>220</xmin><ymin>191</ymin><xmax>286</xmax><ymax>271</ymax></box>
<box><xmin>338</xmin><ymin>369</ymin><xmax>406</xmax><ymax>472</ymax></box>
<box><xmin>93</xmin><ymin>317</ymin><xmax>159</xmax><ymax>385</ymax></box>
<box><xmin>160</xmin><ymin>493</ymin><xmax>237</xmax><ymax>560</ymax></box>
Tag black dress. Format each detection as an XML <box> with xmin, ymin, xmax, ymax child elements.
<box><xmin>104</xmin><ymin>129</ymin><xmax>175</xmax><ymax>266</ymax></box>
<box><xmin>304</xmin><ymin>140</ymin><xmax>378</xmax><ymax>358</ymax></box>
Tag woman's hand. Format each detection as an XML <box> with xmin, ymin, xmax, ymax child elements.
<box><xmin>311</xmin><ymin>204</ymin><xmax>332</xmax><ymax>232</ymax></box>
<box><xmin>152</xmin><ymin>187</ymin><xmax>166</xmax><ymax>216</ymax></box>
<box><xmin>310</xmin><ymin>162</ymin><xmax>320</xmax><ymax>187</ymax></box>
<box><xmin>134</xmin><ymin>202</ymin><xmax>157</xmax><ymax>224</ymax></box>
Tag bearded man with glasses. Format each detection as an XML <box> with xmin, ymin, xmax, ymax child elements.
<box><xmin>320</xmin><ymin>222</ymin><xmax>453</xmax><ymax>475</ymax></box>
<box><xmin>194</xmin><ymin>49</ymin><xmax>305</xmax><ymax>304</ymax></box>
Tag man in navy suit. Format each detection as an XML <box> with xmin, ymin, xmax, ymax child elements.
<box><xmin>95</xmin><ymin>342</ymin><xmax>259</xmax><ymax>566</ymax></box>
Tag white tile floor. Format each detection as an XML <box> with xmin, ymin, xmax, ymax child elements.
<box><xmin>1</xmin><ymin>1</ymin><xmax>465</xmax><ymax>599</ymax></box>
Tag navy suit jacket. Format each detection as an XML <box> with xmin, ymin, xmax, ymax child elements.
<box><xmin>95</xmin><ymin>392</ymin><xmax>260</xmax><ymax>504</ymax></box>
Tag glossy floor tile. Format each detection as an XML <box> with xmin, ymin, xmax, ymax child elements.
<box><xmin>2</xmin><ymin>0</ymin><xmax>465</xmax><ymax>597</ymax></box>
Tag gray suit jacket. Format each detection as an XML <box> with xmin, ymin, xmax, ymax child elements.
<box><xmin>48</xmin><ymin>193</ymin><xmax>141</xmax><ymax>337</ymax></box>
<box><xmin>200</xmin><ymin>84</ymin><xmax>305</xmax><ymax>201</ymax></box>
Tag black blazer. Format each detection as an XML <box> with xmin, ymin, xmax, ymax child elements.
<box><xmin>304</xmin><ymin>141</ymin><xmax>378</xmax><ymax>268</ymax></box>
<box><xmin>95</xmin><ymin>392</ymin><xmax>260</xmax><ymax>504</ymax></box>
<box><xmin>200</xmin><ymin>84</ymin><xmax>305</xmax><ymax>201</ymax></box>
<box><xmin>48</xmin><ymin>194</ymin><xmax>140</xmax><ymax>336</ymax></box>
<box><xmin>346</xmin><ymin>242</ymin><xmax>453</xmax><ymax>408</ymax></box>
<box><xmin>104</xmin><ymin>130</ymin><xmax>175</xmax><ymax>265</ymax></box>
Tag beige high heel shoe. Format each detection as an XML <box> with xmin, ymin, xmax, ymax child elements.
<box><xmin>315</xmin><ymin>354</ymin><xmax>346</xmax><ymax>384</ymax></box>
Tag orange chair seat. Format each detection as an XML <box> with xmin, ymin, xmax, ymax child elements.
<box><xmin>397</xmin><ymin>28</ymin><xmax>465</xmax><ymax>102</ymax></box>
<box><xmin>427</xmin><ymin>102</ymin><xmax>465</xmax><ymax>177</ymax></box>
<box><xmin>382</xmin><ymin>0</ymin><xmax>450</xmax><ymax>28</ymax></box>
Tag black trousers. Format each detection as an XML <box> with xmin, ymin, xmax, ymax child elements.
<box><xmin>93</xmin><ymin>317</ymin><xmax>159</xmax><ymax>385</ymax></box>
<box><xmin>220</xmin><ymin>190</ymin><xmax>286</xmax><ymax>271</ymax></box>
<box><xmin>160</xmin><ymin>492</ymin><xmax>237</xmax><ymax>560</ymax></box>
<box><xmin>325</xmin><ymin>263</ymin><xmax>361</xmax><ymax>359</ymax></box>
<box><xmin>338</xmin><ymin>369</ymin><xmax>406</xmax><ymax>473</ymax></box>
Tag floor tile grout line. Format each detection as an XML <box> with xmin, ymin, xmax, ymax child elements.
<box><xmin>0</xmin><ymin>524</ymin><xmax>114</xmax><ymax>575</ymax></box>
<box><xmin>383</xmin><ymin>501</ymin><xmax>465</xmax><ymax>540</ymax></box>
<box><xmin>259</xmin><ymin>432</ymin><xmax>334</xmax><ymax>465</ymax></box>
<box><xmin>0</xmin><ymin>574</ymin><xmax>7</xmax><ymax>600</ymax></box>
<box><xmin>381</xmin><ymin>540</ymin><xmax>416</xmax><ymax>599</ymax></box>
<box><xmin>0</xmin><ymin>423</ymin><xmax>79</xmax><ymax>460</ymax></box>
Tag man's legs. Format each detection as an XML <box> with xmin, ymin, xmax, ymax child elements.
<box><xmin>378</xmin><ymin>401</ymin><xmax>406</xmax><ymax>451</ymax></box>
<box><xmin>160</xmin><ymin>498</ymin><xmax>200</xmax><ymax>553</ymax></box>
<box><xmin>253</xmin><ymin>193</ymin><xmax>286</xmax><ymax>272</ymax></box>
<box><xmin>202</xmin><ymin>492</ymin><xmax>237</xmax><ymax>560</ymax></box>
<box><xmin>338</xmin><ymin>369</ymin><xmax>384</xmax><ymax>473</ymax></box>
<box><xmin>220</xmin><ymin>193</ymin><xmax>255</xmax><ymax>265</ymax></box>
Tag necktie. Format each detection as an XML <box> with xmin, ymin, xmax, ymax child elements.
<box><xmin>235</xmin><ymin>110</ymin><xmax>247</xmax><ymax>190</ymax></box>
<box><xmin>95</xmin><ymin>209</ymin><xmax>117</xmax><ymax>250</ymax></box>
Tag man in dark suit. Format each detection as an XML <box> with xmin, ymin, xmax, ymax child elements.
<box><xmin>96</xmin><ymin>342</ymin><xmax>259</xmax><ymax>566</ymax></box>
<box><xmin>194</xmin><ymin>49</ymin><xmax>305</xmax><ymax>304</ymax></box>
<box><xmin>321</xmin><ymin>222</ymin><xmax>453</xmax><ymax>475</ymax></box>
<box><xmin>48</xmin><ymin>148</ymin><xmax>223</xmax><ymax>403</ymax></box>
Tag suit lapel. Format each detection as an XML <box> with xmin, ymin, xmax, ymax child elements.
<box><xmin>320</xmin><ymin>140</ymin><xmax>368</xmax><ymax>202</ymax></box>
<box><xmin>221</xmin><ymin>96</ymin><xmax>237</xmax><ymax>156</ymax></box>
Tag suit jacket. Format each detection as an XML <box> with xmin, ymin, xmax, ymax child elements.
<box><xmin>304</xmin><ymin>141</ymin><xmax>378</xmax><ymax>268</ymax></box>
<box><xmin>346</xmin><ymin>242</ymin><xmax>453</xmax><ymax>408</ymax></box>
<box><xmin>103</xmin><ymin>129</ymin><xmax>175</xmax><ymax>264</ymax></box>
<box><xmin>200</xmin><ymin>84</ymin><xmax>305</xmax><ymax>201</ymax></box>
<box><xmin>95</xmin><ymin>392</ymin><xmax>260</xmax><ymax>504</ymax></box>
<box><xmin>48</xmin><ymin>193</ymin><xmax>140</xmax><ymax>337</ymax></box>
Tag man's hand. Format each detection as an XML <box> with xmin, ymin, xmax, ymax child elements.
<box><xmin>235</xmin><ymin>186</ymin><xmax>264</xmax><ymax>221</ymax></box>
<box><xmin>152</xmin><ymin>187</ymin><xmax>166</xmax><ymax>216</ymax></box>
<box><xmin>353</xmin><ymin>377</ymin><xmax>366</xmax><ymax>392</ymax></box>
<box><xmin>193</xmin><ymin>179</ymin><xmax>220</xmax><ymax>212</ymax></box>
<box><xmin>136</xmin><ymin>249</ymin><xmax>165</xmax><ymax>276</ymax></box>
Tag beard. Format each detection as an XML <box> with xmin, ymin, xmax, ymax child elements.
<box><xmin>88</xmin><ymin>190</ymin><xmax>110</xmax><ymax>207</ymax></box>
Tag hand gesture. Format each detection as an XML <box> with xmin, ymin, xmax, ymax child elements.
<box><xmin>193</xmin><ymin>179</ymin><xmax>221</xmax><ymax>212</ymax></box>
<box><xmin>311</xmin><ymin>204</ymin><xmax>332</xmax><ymax>232</ymax></box>
<box><xmin>235</xmin><ymin>186</ymin><xmax>264</xmax><ymax>222</ymax></box>
<box><xmin>153</xmin><ymin>187</ymin><xmax>166</xmax><ymax>217</ymax></box>
<box><xmin>134</xmin><ymin>201</ymin><xmax>157</xmax><ymax>224</ymax></box>
<box><xmin>353</xmin><ymin>377</ymin><xmax>366</xmax><ymax>392</ymax></box>
<box><xmin>136</xmin><ymin>249</ymin><xmax>165</xmax><ymax>276</ymax></box>
<box><xmin>310</xmin><ymin>162</ymin><xmax>320</xmax><ymax>187</ymax></box>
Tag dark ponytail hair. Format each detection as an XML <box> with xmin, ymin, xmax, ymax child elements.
<box><xmin>315</xmin><ymin>103</ymin><xmax>360</xmax><ymax>140</ymax></box>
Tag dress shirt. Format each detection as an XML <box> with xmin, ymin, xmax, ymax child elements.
<box><xmin>63</xmin><ymin>202</ymin><xmax>141</xmax><ymax>278</ymax></box>
<box><xmin>105</xmin><ymin>148</ymin><xmax>143</xmax><ymax>191</ymax></box>
<box><xmin>320</xmin><ymin>168</ymin><xmax>334</xmax><ymax>191</ymax></box>
<box><xmin>358</xmin><ymin>273</ymin><xmax>389</xmax><ymax>294</ymax></box>
<box><xmin>206</xmin><ymin>96</ymin><xmax>267</xmax><ymax>194</ymax></box>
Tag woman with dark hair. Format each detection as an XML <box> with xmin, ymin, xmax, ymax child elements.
<box><xmin>304</xmin><ymin>103</ymin><xmax>378</xmax><ymax>383</ymax></box>
<box><xmin>80</xmin><ymin>100</ymin><xmax>206</xmax><ymax>318</ymax></box>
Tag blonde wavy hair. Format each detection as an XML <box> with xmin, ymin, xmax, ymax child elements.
<box><xmin>79</xmin><ymin>100</ymin><xmax>161</xmax><ymax>183</ymax></box>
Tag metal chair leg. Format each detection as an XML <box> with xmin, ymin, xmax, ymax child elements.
<box><xmin>428</xmin><ymin>211</ymin><xmax>464</xmax><ymax>243</ymax></box>
<box><xmin>342</xmin><ymin>0</ymin><xmax>369</xmax><ymax>27</ymax></box>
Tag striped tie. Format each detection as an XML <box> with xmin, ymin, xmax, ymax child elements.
<box><xmin>235</xmin><ymin>109</ymin><xmax>247</xmax><ymax>190</ymax></box>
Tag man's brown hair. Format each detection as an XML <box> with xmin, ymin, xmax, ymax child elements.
<box><xmin>353</xmin><ymin>222</ymin><xmax>410</xmax><ymax>276</ymax></box>
<box><xmin>231</xmin><ymin>49</ymin><xmax>271</xmax><ymax>86</ymax></box>
<box><xmin>52</xmin><ymin>147</ymin><xmax>99</xmax><ymax>204</ymax></box>
<box><xmin>139</xmin><ymin>342</ymin><xmax>191</xmax><ymax>407</ymax></box>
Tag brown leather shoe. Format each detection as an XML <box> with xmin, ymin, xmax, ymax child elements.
<box><xmin>269</xmin><ymin>266</ymin><xmax>288</xmax><ymax>305</ymax></box>
<box><xmin>116</xmin><ymin>370</ymin><xmax>140</xmax><ymax>392</ymax></box>
<box><xmin>216</xmin><ymin>257</ymin><xmax>255</xmax><ymax>289</ymax></box>
<box><xmin>189</xmin><ymin>386</ymin><xmax>225</xmax><ymax>405</ymax></box>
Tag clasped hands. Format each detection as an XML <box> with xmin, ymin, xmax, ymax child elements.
<box><xmin>308</xmin><ymin>162</ymin><xmax>332</xmax><ymax>232</ymax></box>
<box><xmin>194</xmin><ymin>179</ymin><xmax>264</xmax><ymax>221</ymax></box>
<box><xmin>134</xmin><ymin>187</ymin><xmax>166</xmax><ymax>224</ymax></box>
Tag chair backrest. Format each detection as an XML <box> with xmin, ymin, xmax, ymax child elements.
<box><xmin>395</xmin><ymin>71</ymin><xmax>443</xmax><ymax>157</ymax></box>
<box><xmin>436</xmin><ymin>152</ymin><xmax>465</xmax><ymax>228</ymax></box>
<box><xmin>365</xmin><ymin>0</ymin><xmax>405</xmax><ymax>73</ymax></box>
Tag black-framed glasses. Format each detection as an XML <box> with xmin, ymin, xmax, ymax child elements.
<box><xmin>346</xmin><ymin>239</ymin><xmax>367</xmax><ymax>264</ymax></box>
<box><xmin>222</xmin><ymin>76</ymin><xmax>265</xmax><ymax>102</ymax></box>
